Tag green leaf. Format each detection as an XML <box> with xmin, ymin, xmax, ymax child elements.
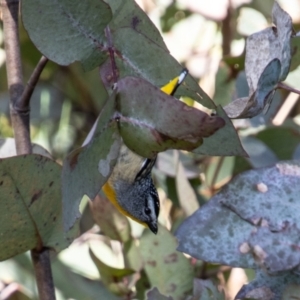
<box><xmin>62</xmin><ymin>92</ymin><xmax>121</xmax><ymax>230</ymax></box>
<box><xmin>203</xmin><ymin>156</ymin><xmax>235</xmax><ymax>188</ymax></box>
<box><xmin>116</xmin><ymin>76</ymin><xmax>225</xmax><ymax>158</ymax></box>
<box><xmin>107</xmin><ymin>0</ymin><xmax>166</xmax><ymax>49</ymax></box>
<box><xmin>190</xmin><ymin>279</ymin><xmax>226</xmax><ymax>300</ymax></box>
<box><xmin>135</xmin><ymin>270</ymin><xmax>151</xmax><ymax>300</ymax></box>
<box><xmin>213</xmin><ymin>63</ymin><xmax>236</xmax><ymax>107</ymax></box>
<box><xmin>256</xmin><ymin>126</ymin><xmax>300</xmax><ymax>160</ymax></box>
<box><xmin>140</xmin><ymin>225</ymin><xmax>193</xmax><ymax>300</ymax></box>
<box><xmin>21</xmin><ymin>0</ymin><xmax>112</xmax><ymax>71</ymax></box>
<box><xmin>176</xmin><ymin>192</ymin><xmax>256</xmax><ymax>269</ymax></box>
<box><xmin>290</xmin><ymin>36</ymin><xmax>300</xmax><ymax>71</ymax></box>
<box><xmin>90</xmin><ymin>194</ymin><xmax>131</xmax><ymax>243</ymax></box>
<box><xmin>90</xmin><ymin>248</ymin><xmax>135</xmax><ymax>280</ymax></box>
<box><xmin>244</xmin><ymin>0</ymin><xmax>273</xmax><ymax>19</ymax></box>
<box><xmin>0</xmin><ymin>252</ymin><xmax>121</xmax><ymax>300</ymax></box>
<box><xmin>176</xmin><ymin>160</ymin><xmax>300</xmax><ymax>272</ymax></box>
<box><xmin>240</xmin><ymin>136</ymin><xmax>278</xmax><ymax>168</ymax></box>
<box><xmin>53</xmin><ymin>258</ymin><xmax>121</xmax><ymax>300</ymax></box>
<box><xmin>0</xmin><ymin>155</ymin><xmax>71</xmax><ymax>260</ymax></box>
<box><xmin>193</xmin><ymin>106</ymin><xmax>247</xmax><ymax>156</ymax></box>
<box><xmin>146</xmin><ymin>287</ymin><xmax>173</xmax><ymax>300</ymax></box>
<box><xmin>175</xmin><ymin>151</ymin><xmax>199</xmax><ymax>216</ymax></box>
<box><xmin>101</xmin><ymin>27</ymin><xmax>215</xmax><ymax>109</ymax></box>
<box><xmin>156</xmin><ymin>150</ymin><xmax>201</xmax><ymax>178</ymax></box>
<box><xmin>236</xmin><ymin>269</ymin><xmax>300</xmax><ymax>300</ymax></box>
<box><xmin>123</xmin><ymin>239</ymin><xmax>143</xmax><ymax>272</ymax></box>
<box><xmin>89</xmin><ymin>248</ymin><xmax>135</xmax><ymax>295</ymax></box>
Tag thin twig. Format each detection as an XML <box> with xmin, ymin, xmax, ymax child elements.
<box><xmin>1</xmin><ymin>0</ymin><xmax>55</xmax><ymax>299</ymax></box>
<box><xmin>221</xmin><ymin>0</ymin><xmax>233</xmax><ymax>56</ymax></box>
<box><xmin>277</xmin><ymin>82</ymin><xmax>300</xmax><ymax>95</ymax></box>
<box><xmin>18</xmin><ymin>56</ymin><xmax>48</xmax><ymax>110</ymax></box>
<box><xmin>209</xmin><ymin>157</ymin><xmax>225</xmax><ymax>195</ymax></box>
<box><xmin>105</xmin><ymin>26</ymin><xmax>118</xmax><ymax>84</ymax></box>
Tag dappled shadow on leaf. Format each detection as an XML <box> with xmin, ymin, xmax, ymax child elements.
<box><xmin>176</xmin><ymin>161</ymin><xmax>300</xmax><ymax>273</ymax></box>
<box><xmin>175</xmin><ymin>195</ymin><xmax>256</xmax><ymax>269</ymax></box>
<box><xmin>89</xmin><ymin>248</ymin><xmax>135</xmax><ymax>296</ymax></box>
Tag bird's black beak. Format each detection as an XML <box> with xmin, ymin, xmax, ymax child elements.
<box><xmin>148</xmin><ymin>222</ymin><xmax>158</xmax><ymax>234</ymax></box>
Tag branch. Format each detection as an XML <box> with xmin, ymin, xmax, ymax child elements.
<box><xmin>221</xmin><ymin>0</ymin><xmax>233</xmax><ymax>56</ymax></box>
<box><xmin>31</xmin><ymin>249</ymin><xmax>56</xmax><ymax>300</ymax></box>
<box><xmin>2</xmin><ymin>0</ymin><xmax>30</xmax><ymax>154</ymax></box>
<box><xmin>277</xmin><ymin>82</ymin><xmax>300</xmax><ymax>95</ymax></box>
<box><xmin>105</xmin><ymin>26</ymin><xmax>118</xmax><ymax>84</ymax></box>
<box><xmin>18</xmin><ymin>56</ymin><xmax>48</xmax><ymax>110</ymax></box>
<box><xmin>1</xmin><ymin>1</ymin><xmax>55</xmax><ymax>299</ymax></box>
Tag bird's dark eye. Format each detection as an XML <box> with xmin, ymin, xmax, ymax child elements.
<box><xmin>144</xmin><ymin>207</ymin><xmax>151</xmax><ymax>215</ymax></box>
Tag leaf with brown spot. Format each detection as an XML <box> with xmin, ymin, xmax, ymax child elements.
<box><xmin>62</xmin><ymin>91</ymin><xmax>121</xmax><ymax>231</ymax></box>
<box><xmin>194</xmin><ymin>106</ymin><xmax>247</xmax><ymax>156</ymax></box>
<box><xmin>176</xmin><ymin>160</ymin><xmax>300</xmax><ymax>287</ymax></box>
<box><xmin>140</xmin><ymin>225</ymin><xmax>193</xmax><ymax>300</ymax></box>
<box><xmin>0</xmin><ymin>154</ymin><xmax>74</xmax><ymax>261</ymax></box>
<box><xmin>116</xmin><ymin>77</ymin><xmax>225</xmax><ymax>158</ymax></box>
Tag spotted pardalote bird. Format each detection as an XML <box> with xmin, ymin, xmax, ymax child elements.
<box><xmin>102</xmin><ymin>69</ymin><xmax>188</xmax><ymax>234</ymax></box>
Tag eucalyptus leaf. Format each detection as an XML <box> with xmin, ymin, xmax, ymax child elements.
<box><xmin>22</xmin><ymin>0</ymin><xmax>112</xmax><ymax>70</ymax></box>
<box><xmin>0</xmin><ymin>155</ymin><xmax>71</xmax><ymax>260</ymax></box>
<box><xmin>174</xmin><ymin>151</ymin><xmax>199</xmax><ymax>216</ymax></box>
<box><xmin>140</xmin><ymin>225</ymin><xmax>193</xmax><ymax>300</ymax></box>
<box><xmin>177</xmin><ymin>160</ymin><xmax>300</xmax><ymax>274</ymax></box>
<box><xmin>146</xmin><ymin>287</ymin><xmax>173</xmax><ymax>300</ymax></box>
<box><xmin>224</xmin><ymin>1</ymin><xmax>293</xmax><ymax>118</ymax></box>
<box><xmin>107</xmin><ymin>0</ymin><xmax>167</xmax><ymax>49</ymax></box>
<box><xmin>175</xmin><ymin>193</ymin><xmax>256</xmax><ymax>269</ymax></box>
<box><xmin>62</xmin><ymin>92</ymin><xmax>121</xmax><ymax>230</ymax></box>
<box><xmin>236</xmin><ymin>269</ymin><xmax>300</xmax><ymax>300</ymax></box>
<box><xmin>89</xmin><ymin>248</ymin><xmax>134</xmax><ymax>295</ymax></box>
<box><xmin>101</xmin><ymin>26</ymin><xmax>215</xmax><ymax>109</ymax></box>
<box><xmin>116</xmin><ymin>76</ymin><xmax>225</xmax><ymax>158</ymax></box>
<box><xmin>188</xmin><ymin>279</ymin><xmax>226</xmax><ymax>300</ymax></box>
<box><xmin>194</xmin><ymin>106</ymin><xmax>247</xmax><ymax>156</ymax></box>
<box><xmin>90</xmin><ymin>194</ymin><xmax>131</xmax><ymax>243</ymax></box>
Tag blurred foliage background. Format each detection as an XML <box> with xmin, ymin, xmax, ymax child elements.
<box><xmin>0</xmin><ymin>0</ymin><xmax>300</xmax><ymax>299</ymax></box>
